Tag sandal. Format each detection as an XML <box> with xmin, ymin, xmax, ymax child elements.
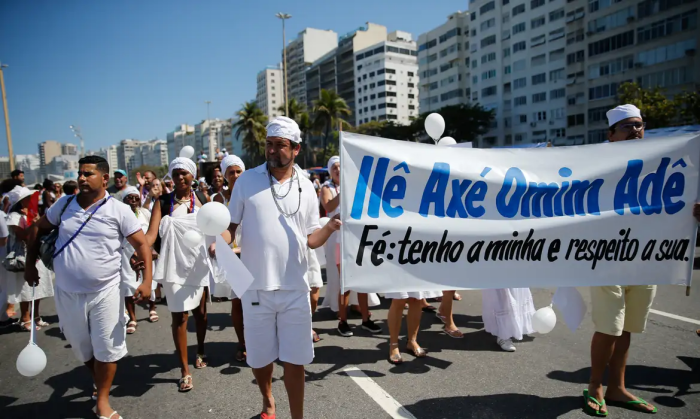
<box><xmin>19</xmin><ymin>321</ymin><xmax>40</xmax><ymax>332</ymax></box>
<box><xmin>606</xmin><ymin>398</ymin><xmax>657</xmax><ymax>414</ymax></box>
<box><xmin>148</xmin><ymin>310</ymin><xmax>159</xmax><ymax>323</ymax></box>
<box><xmin>126</xmin><ymin>321</ymin><xmax>137</xmax><ymax>334</ymax></box>
<box><xmin>92</xmin><ymin>383</ymin><xmax>98</xmax><ymax>401</ymax></box>
<box><xmin>388</xmin><ymin>342</ymin><xmax>403</xmax><ymax>365</ymax></box>
<box><xmin>312</xmin><ymin>330</ymin><xmax>321</xmax><ymax>343</ymax></box>
<box><xmin>195</xmin><ymin>354</ymin><xmax>208</xmax><ymax>369</ymax></box>
<box><xmin>95</xmin><ymin>410</ymin><xmax>121</xmax><ymax>419</ymax></box>
<box><xmin>442</xmin><ymin>327</ymin><xmax>464</xmax><ymax>339</ymax></box>
<box><xmin>235</xmin><ymin>345</ymin><xmax>247</xmax><ymax>363</ymax></box>
<box><xmin>582</xmin><ymin>389</ymin><xmax>608</xmax><ymax>416</ymax></box>
<box><xmin>435</xmin><ymin>312</ymin><xmax>447</xmax><ymax>324</ymax></box>
<box><xmin>34</xmin><ymin>317</ymin><xmax>49</xmax><ymax>327</ymax></box>
<box><xmin>453</xmin><ymin>292</ymin><xmax>462</xmax><ymax>301</ymax></box>
<box><xmin>406</xmin><ymin>340</ymin><xmax>427</xmax><ymax>358</ymax></box>
<box><xmin>178</xmin><ymin>375</ymin><xmax>193</xmax><ymax>392</ymax></box>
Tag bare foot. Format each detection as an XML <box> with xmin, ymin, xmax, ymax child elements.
<box><xmin>605</xmin><ymin>387</ymin><xmax>656</xmax><ymax>413</ymax></box>
<box><xmin>586</xmin><ymin>384</ymin><xmax>607</xmax><ymax>415</ymax></box>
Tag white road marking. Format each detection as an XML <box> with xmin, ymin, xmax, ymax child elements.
<box><xmin>650</xmin><ymin>309</ymin><xmax>700</xmax><ymax>325</ymax></box>
<box><xmin>343</xmin><ymin>366</ymin><xmax>417</xmax><ymax>419</ymax></box>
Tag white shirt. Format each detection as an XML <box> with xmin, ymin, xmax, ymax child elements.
<box><xmin>229</xmin><ymin>163</ymin><xmax>321</xmax><ymax>291</ymax></box>
<box><xmin>47</xmin><ymin>193</ymin><xmax>142</xmax><ymax>294</ymax></box>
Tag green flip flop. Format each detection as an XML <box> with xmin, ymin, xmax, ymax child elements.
<box><xmin>583</xmin><ymin>389</ymin><xmax>608</xmax><ymax>417</ymax></box>
<box><xmin>606</xmin><ymin>398</ymin><xmax>658</xmax><ymax>414</ymax></box>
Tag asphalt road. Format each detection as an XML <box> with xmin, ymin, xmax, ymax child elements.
<box><xmin>1</xmin><ymin>276</ymin><xmax>698</xmax><ymax>419</ymax></box>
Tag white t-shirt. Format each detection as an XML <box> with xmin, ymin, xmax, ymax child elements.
<box><xmin>229</xmin><ymin>163</ymin><xmax>321</xmax><ymax>291</ymax></box>
<box><xmin>46</xmin><ymin>193</ymin><xmax>142</xmax><ymax>294</ymax></box>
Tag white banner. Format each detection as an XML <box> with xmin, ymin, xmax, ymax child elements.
<box><xmin>340</xmin><ymin>132</ymin><xmax>700</xmax><ymax>293</ymax></box>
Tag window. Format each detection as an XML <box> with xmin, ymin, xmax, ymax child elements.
<box><xmin>408</xmin><ymin>94</ymin><xmax>415</xmax><ymax>99</ymax></box>
<box><xmin>531</xmin><ymin>54</ymin><xmax>546</xmax><ymax>66</ymax></box>
<box><xmin>481</xmin><ymin>35</ymin><xmax>497</xmax><ymax>48</ymax></box>
<box><xmin>378</xmin><ymin>103</ymin><xmax>386</xmax><ymax>109</ymax></box>
<box><xmin>513</xmin><ymin>22</ymin><xmax>526</xmax><ymax>34</ymax></box>
<box><xmin>550</xmin><ymin>28</ymin><xmax>565</xmax><ymax>41</ymax></box>
<box><xmin>441</xmin><ymin>89</ymin><xmax>465</xmax><ymax>101</ymax></box>
<box><xmin>588</xmin><ymin>106</ymin><xmax>609</xmax><ymax>123</ymax></box>
<box><xmin>567</xmin><ymin>92</ymin><xmax>584</xmax><ymax>105</ymax></box>
<box><xmin>471</xmin><ymin>12</ymin><xmax>477</xmax><ymax>21</ymax></box>
<box><xmin>387</xmin><ymin>115</ymin><xmax>398</xmax><ymax>120</ymax></box>
<box><xmin>357</xmin><ymin>77</ymin><xmax>361</xmax><ymax>82</ymax></box>
<box><xmin>471</xmin><ymin>59</ymin><xmax>478</xmax><ymax>68</ymax></box>
<box><xmin>418</xmin><ymin>39</ymin><xmax>437</xmax><ymax>52</ymax></box>
<box><xmin>387</xmin><ymin>103</ymin><xmax>397</xmax><ymax>108</ymax></box>
<box><xmin>637</xmin><ymin>38</ymin><xmax>697</xmax><ymax>67</ymax></box>
<box><xmin>482</xmin><ymin>86</ymin><xmax>497</xmax><ymax>96</ymax></box>
<box><xmin>567</xmin><ymin>70</ymin><xmax>584</xmax><ymax>82</ymax></box>
<box><xmin>515</xmin><ymin>133</ymin><xmax>527</xmax><ymax>143</ymax></box>
<box><xmin>370</xmin><ymin>105</ymin><xmax>377</xmax><ymax>111</ymax></box>
<box><xmin>409</xmin><ymin>105</ymin><xmax>416</xmax><ymax>110</ymax></box>
<box><xmin>531</xmin><ymin>35</ymin><xmax>546</xmax><ymax>46</ymax></box>
<box><xmin>588</xmin><ymin>55</ymin><xmax>634</xmax><ymax>79</ymax></box>
<box><xmin>638</xmin><ymin>0</ymin><xmax>696</xmax><ymax>19</ymax></box>
<box><xmin>441</xmin><ymin>75</ymin><xmax>457</xmax><ymax>86</ymax></box>
<box><xmin>482</xmin><ymin>69</ymin><xmax>497</xmax><ymax>80</ymax></box>
<box><xmin>568</xmin><ymin>114</ymin><xmax>585</xmax><ymax>127</ymax></box>
<box><xmin>550</xmin><ymin>68</ymin><xmax>565</xmax><ymax>81</ymax></box>
<box><xmin>472</xmin><ymin>75</ymin><xmax>479</xmax><ymax>85</ymax></box>
<box><xmin>637</xmin><ymin>66</ymin><xmax>691</xmax><ymax>89</ymax></box>
<box><xmin>422</xmin><ymin>68</ymin><xmax>437</xmax><ymax>78</ymax></box>
<box><xmin>567</xmin><ymin>50</ymin><xmax>585</xmax><ymax>64</ymax></box>
<box><xmin>519</xmin><ymin>114</ymin><xmax>528</xmax><ymax>124</ymax></box>
<box><xmin>471</xmin><ymin>43</ymin><xmax>478</xmax><ymax>52</ymax></box>
<box><xmin>386</xmin><ymin>68</ymin><xmax>396</xmax><ymax>74</ymax></box>
<box><xmin>481</xmin><ymin>18</ymin><xmax>496</xmax><ymax>31</ymax></box>
<box><xmin>503</xmin><ymin>29</ymin><xmax>511</xmax><ymax>40</ymax></box>
<box><xmin>589</xmin><ymin>0</ymin><xmax>623</xmax><ymax>14</ymax></box>
<box><xmin>531</xmin><ymin>0</ymin><xmax>545</xmax><ymax>9</ymax></box>
<box><xmin>589</xmin><ymin>81</ymin><xmax>629</xmax><ymax>100</ymax></box>
<box><xmin>480</xmin><ymin>1</ymin><xmax>495</xmax><ymax>14</ymax></box>
<box><xmin>550</xmin><ymin>88</ymin><xmax>565</xmax><ymax>99</ymax></box>
<box><xmin>370</xmin><ymin>83</ymin><xmax>376</xmax><ymax>88</ymax></box>
<box><xmin>566</xmin><ymin>8</ymin><xmax>585</xmax><ymax>23</ymax></box>
<box><xmin>504</xmin><ymin>82</ymin><xmax>512</xmax><ymax>93</ymax></box>
<box><xmin>386</xmin><ymin>91</ymin><xmax>397</xmax><ymax>97</ymax></box>
<box><xmin>531</xmin><ymin>16</ymin><xmax>546</xmax><ymax>29</ymax></box>
<box><xmin>370</xmin><ymin>94</ymin><xmax>376</xmax><ymax>99</ymax></box>
<box><xmin>408</xmin><ymin>72</ymin><xmax>414</xmax><ymax>77</ymax></box>
<box><xmin>567</xmin><ymin>29</ymin><xmax>585</xmax><ymax>45</ymax></box>
<box><xmin>513</xmin><ymin>41</ymin><xmax>526</xmax><ymax>53</ymax></box>
<box><xmin>503</xmin><ymin>0</ymin><xmax>510</xmax><ymax>5</ymax></box>
<box><xmin>513</xmin><ymin>4</ymin><xmax>526</xmax><ymax>16</ymax></box>
<box><xmin>550</xmin><ymin>8</ymin><xmax>565</xmax><ymax>22</ymax></box>
<box><xmin>503</xmin><ymin>47</ymin><xmax>511</xmax><ymax>57</ymax></box>
<box><xmin>505</xmin><ymin>65</ymin><xmax>512</xmax><ymax>74</ymax></box>
<box><xmin>386</xmin><ymin>80</ymin><xmax>397</xmax><ymax>86</ymax></box>
<box><xmin>588</xmin><ymin>30</ymin><xmax>634</xmax><ymax>57</ymax></box>
<box><xmin>588</xmin><ymin>7</ymin><xmax>634</xmax><ymax>34</ymax></box>
<box><xmin>550</xmin><ymin>48</ymin><xmax>565</xmax><ymax>61</ymax></box>
<box><xmin>514</xmin><ymin>59</ymin><xmax>527</xmax><ymax>71</ymax></box>
<box><xmin>551</xmin><ymin>107</ymin><xmax>566</xmax><ymax>119</ymax></box>
<box><xmin>533</xmin><ymin>111</ymin><xmax>547</xmax><ymax>121</ymax></box>
<box><xmin>482</xmin><ymin>52</ymin><xmax>497</xmax><ymax>63</ymax></box>
<box><xmin>532</xmin><ymin>73</ymin><xmax>546</xmax><ymax>85</ymax></box>
<box><xmin>378</xmin><ymin>92</ymin><xmax>386</xmax><ymax>98</ymax></box>
<box><xmin>515</xmin><ymin>96</ymin><xmax>527</xmax><ymax>106</ymax></box>
<box><xmin>532</xmin><ymin>92</ymin><xmax>547</xmax><ymax>103</ymax></box>
<box><xmin>637</xmin><ymin>11</ymin><xmax>698</xmax><ymax>44</ymax></box>
<box><xmin>588</xmin><ymin>129</ymin><xmax>608</xmax><ymax>144</ymax></box>
<box><xmin>503</xmin><ymin>12</ymin><xmax>510</xmax><ymax>23</ymax></box>
<box><xmin>551</xmin><ymin>128</ymin><xmax>566</xmax><ymax>138</ymax></box>
<box><xmin>370</xmin><ymin>71</ymin><xmax>375</xmax><ymax>77</ymax></box>
<box><xmin>438</xmin><ymin>27</ymin><xmax>462</xmax><ymax>43</ymax></box>
<box><xmin>514</xmin><ymin>77</ymin><xmax>527</xmax><ymax>89</ymax></box>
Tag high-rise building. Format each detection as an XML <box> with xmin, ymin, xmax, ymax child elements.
<box><xmin>117</xmin><ymin>139</ymin><xmax>147</xmax><ymax>178</ymax></box>
<box><xmin>305</xmin><ymin>23</ymin><xmax>389</xmax><ymax>116</ymax></box>
<box><xmin>38</xmin><ymin>140</ymin><xmax>62</xmax><ymax>178</ymax></box>
<box><xmin>0</xmin><ymin>157</ymin><xmax>11</xmax><ymax>180</ymax></box>
<box><xmin>90</xmin><ymin>145</ymin><xmax>119</xmax><ymax>174</ymax></box>
<box><xmin>256</xmin><ymin>65</ymin><xmax>284</xmax><ymax>120</ymax></box>
<box><xmin>417</xmin><ymin>11</ymin><xmax>472</xmax><ymax>113</ymax></box>
<box><xmin>15</xmin><ymin>154</ymin><xmax>41</xmax><ymax>184</ymax></box>
<box><xmin>62</xmin><ymin>143</ymin><xmax>78</xmax><ymax>156</ymax></box>
<box><xmin>285</xmin><ymin>28</ymin><xmax>339</xmax><ymax>106</ymax></box>
<box><xmin>167</xmin><ymin>124</ymin><xmax>195</xmax><ymax>161</ymax></box>
<box><xmin>134</xmin><ymin>139</ymin><xmax>169</xmax><ymax>168</ymax></box>
<box><xmin>195</xmin><ymin>119</ymin><xmax>233</xmax><ymax>160</ymax></box>
<box><xmin>46</xmin><ymin>155</ymin><xmax>79</xmax><ymax>179</ymax></box>
<box><xmin>354</xmin><ymin>31</ymin><xmax>420</xmax><ymax>126</ymax></box>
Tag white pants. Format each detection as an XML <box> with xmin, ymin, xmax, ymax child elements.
<box><xmin>55</xmin><ymin>284</ymin><xmax>127</xmax><ymax>363</ymax></box>
<box><xmin>241</xmin><ymin>290</ymin><xmax>313</xmax><ymax>369</ymax></box>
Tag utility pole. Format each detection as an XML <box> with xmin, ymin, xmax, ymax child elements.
<box><xmin>69</xmin><ymin>125</ymin><xmax>85</xmax><ymax>157</ymax></box>
<box><xmin>276</xmin><ymin>12</ymin><xmax>292</xmax><ymax>117</ymax></box>
<box><xmin>205</xmin><ymin>100</ymin><xmax>211</xmax><ymax>120</ymax></box>
<box><xmin>0</xmin><ymin>62</ymin><xmax>15</xmax><ymax>170</ymax></box>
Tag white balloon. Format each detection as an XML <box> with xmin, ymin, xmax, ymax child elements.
<box><xmin>532</xmin><ymin>306</ymin><xmax>557</xmax><ymax>334</ymax></box>
<box><xmin>182</xmin><ymin>230</ymin><xmax>203</xmax><ymax>248</ymax></box>
<box><xmin>196</xmin><ymin>202</ymin><xmax>231</xmax><ymax>236</ymax></box>
<box><xmin>319</xmin><ymin>217</ymin><xmax>330</xmax><ymax>227</ymax></box>
<box><xmin>438</xmin><ymin>137</ymin><xmax>457</xmax><ymax>146</ymax></box>
<box><xmin>17</xmin><ymin>343</ymin><xmax>47</xmax><ymax>377</ymax></box>
<box><xmin>425</xmin><ymin>113</ymin><xmax>445</xmax><ymax>140</ymax></box>
<box><xmin>179</xmin><ymin>146</ymin><xmax>195</xmax><ymax>159</ymax></box>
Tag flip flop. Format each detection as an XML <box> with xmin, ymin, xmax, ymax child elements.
<box><xmin>95</xmin><ymin>410</ymin><xmax>121</xmax><ymax>419</ymax></box>
<box><xmin>442</xmin><ymin>327</ymin><xmax>464</xmax><ymax>339</ymax></box>
<box><xmin>148</xmin><ymin>310</ymin><xmax>159</xmax><ymax>323</ymax></box>
<box><xmin>312</xmin><ymin>330</ymin><xmax>321</xmax><ymax>343</ymax></box>
<box><xmin>406</xmin><ymin>340</ymin><xmax>427</xmax><ymax>358</ymax></box>
<box><xmin>178</xmin><ymin>375</ymin><xmax>193</xmax><ymax>392</ymax></box>
<box><xmin>606</xmin><ymin>398</ymin><xmax>657</xmax><ymax>414</ymax></box>
<box><xmin>435</xmin><ymin>312</ymin><xmax>447</xmax><ymax>324</ymax></box>
<box><xmin>195</xmin><ymin>354</ymin><xmax>208</xmax><ymax>369</ymax></box>
<box><xmin>582</xmin><ymin>389</ymin><xmax>608</xmax><ymax>416</ymax></box>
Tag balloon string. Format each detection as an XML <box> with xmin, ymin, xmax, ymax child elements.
<box><xmin>30</xmin><ymin>285</ymin><xmax>35</xmax><ymax>345</ymax></box>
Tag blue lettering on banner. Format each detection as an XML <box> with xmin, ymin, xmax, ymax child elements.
<box><xmin>614</xmin><ymin>158</ymin><xmax>686</xmax><ymax>215</ymax></box>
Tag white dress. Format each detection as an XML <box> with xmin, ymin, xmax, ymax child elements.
<box><xmin>120</xmin><ymin>209</ymin><xmax>157</xmax><ymax>300</ymax></box>
<box><xmin>210</xmin><ymin>193</ymin><xmax>242</xmax><ymax>299</ymax></box>
<box><xmin>385</xmin><ymin>290</ymin><xmax>443</xmax><ymax>300</ymax></box>
<box><xmin>5</xmin><ymin>212</ymin><xmax>54</xmax><ymax>304</ymax></box>
<box><xmin>320</xmin><ymin>180</ymin><xmax>380</xmax><ymax>311</ymax></box>
<box><xmin>156</xmin><ymin>202</ymin><xmax>212</xmax><ymax>312</ymax></box>
<box><xmin>482</xmin><ymin>288</ymin><xmax>535</xmax><ymax>341</ymax></box>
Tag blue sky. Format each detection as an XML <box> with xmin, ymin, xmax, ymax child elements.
<box><xmin>0</xmin><ymin>0</ymin><xmax>466</xmax><ymax>156</ymax></box>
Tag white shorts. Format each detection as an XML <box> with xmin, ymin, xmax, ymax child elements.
<box><xmin>241</xmin><ymin>290</ymin><xmax>313</xmax><ymax>369</ymax></box>
<box><xmin>55</xmin><ymin>284</ymin><xmax>128</xmax><ymax>363</ymax></box>
<box><xmin>162</xmin><ymin>283</ymin><xmax>206</xmax><ymax>312</ymax></box>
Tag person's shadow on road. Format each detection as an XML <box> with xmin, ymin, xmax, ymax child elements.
<box><xmin>404</xmin><ymin>394</ymin><xmax>581</xmax><ymax>419</ymax></box>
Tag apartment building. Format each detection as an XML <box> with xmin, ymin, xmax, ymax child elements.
<box><xmin>354</xmin><ymin>31</ymin><xmax>420</xmax><ymax>125</ymax></box>
<box><xmin>167</xmin><ymin>124</ymin><xmax>195</xmax><ymax>161</ymax></box>
<box><xmin>285</xmin><ymin>28</ymin><xmax>338</xmax><ymax>106</ymax></box>
<box><xmin>61</xmin><ymin>143</ymin><xmax>78</xmax><ymax>156</ymax></box>
<box><xmin>418</xmin><ymin>11</ymin><xmax>472</xmax><ymax>113</ymax></box>
<box><xmin>117</xmin><ymin>139</ymin><xmax>147</xmax><ymax>177</ymax></box>
<box><xmin>256</xmin><ymin>65</ymin><xmax>284</xmax><ymax>120</ymax></box>
<box><xmin>38</xmin><ymin>140</ymin><xmax>62</xmax><ymax>178</ymax></box>
<box><xmin>133</xmin><ymin>139</ymin><xmax>169</xmax><ymax>168</ymax></box>
<box><xmin>90</xmin><ymin>145</ymin><xmax>119</xmax><ymax>174</ymax></box>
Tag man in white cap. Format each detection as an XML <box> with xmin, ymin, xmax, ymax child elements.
<box><xmin>585</xmin><ymin>104</ymin><xmax>653</xmax><ymax>415</ymax></box>
<box><xmin>227</xmin><ymin>116</ymin><xmax>340</xmax><ymax>419</ymax></box>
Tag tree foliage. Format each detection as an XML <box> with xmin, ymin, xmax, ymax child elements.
<box><xmin>312</xmin><ymin>89</ymin><xmax>352</xmax><ymax>162</ymax></box>
<box><xmin>675</xmin><ymin>90</ymin><xmax>700</xmax><ymax>125</ymax></box>
<box><xmin>617</xmin><ymin>82</ymin><xmax>677</xmax><ymax>129</ymax></box>
<box><xmin>277</xmin><ymin>98</ymin><xmax>306</xmax><ymax>121</ymax></box>
<box><xmin>233</xmin><ymin>101</ymin><xmax>268</xmax><ymax>167</ymax></box>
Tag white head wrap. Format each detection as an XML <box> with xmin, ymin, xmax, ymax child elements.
<box><xmin>220</xmin><ymin>155</ymin><xmax>245</xmax><ymax>173</ymax></box>
<box><xmin>606</xmin><ymin>104</ymin><xmax>642</xmax><ymax>127</ymax></box>
<box><xmin>122</xmin><ymin>186</ymin><xmax>140</xmax><ymax>201</ymax></box>
<box><xmin>7</xmin><ymin>186</ymin><xmax>34</xmax><ymax>208</ymax></box>
<box><xmin>327</xmin><ymin>156</ymin><xmax>340</xmax><ymax>172</ymax></box>
<box><xmin>266</xmin><ymin>116</ymin><xmax>302</xmax><ymax>143</ymax></box>
<box><xmin>168</xmin><ymin>157</ymin><xmax>197</xmax><ymax>179</ymax></box>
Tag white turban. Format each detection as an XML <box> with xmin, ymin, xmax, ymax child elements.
<box><xmin>607</xmin><ymin>104</ymin><xmax>642</xmax><ymax>127</ymax></box>
<box><xmin>220</xmin><ymin>155</ymin><xmax>245</xmax><ymax>173</ymax></box>
<box><xmin>266</xmin><ymin>116</ymin><xmax>302</xmax><ymax>143</ymax></box>
<box><xmin>327</xmin><ymin>156</ymin><xmax>340</xmax><ymax>172</ymax></box>
<box><xmin>168</xmin><ymin>157</ymin><xmax>197</xmax><ymax>178</ymax></box>
<box><xmin>122</xmin><ymin>186</ymin><xmax>140</xmax><ymax>201</ymax></box>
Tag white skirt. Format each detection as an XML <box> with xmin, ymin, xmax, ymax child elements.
<box><xmin>6</xmin><ymin>261</ymin><xmax>54</xmax><ymax>304</ymax></box>
<box><xmin>163</xmin><ymin>282</ymin><xmax>206</xmax><ymax>312</ymax></box>
<box><xmin>385</xmin><ymin>290</ymin><xmax>443</xmax><ymax>300</ymax></box>
<box><xmin>482</xmin><ymin>288</ymin><xmax>535</xmax><ymax>341</ymax></box>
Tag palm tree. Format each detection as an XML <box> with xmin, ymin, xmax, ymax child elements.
<box><xmin>233</xmin><ymin>101</ymin><xmax>268</xmax><ymax>166</ymax></box>
<box><xmin>297</xmin><ymin>111</ymin><xmax>313</xmax><ymax>167</ymax></box>
<box><xmin>277</xmin><ymin>98</ymin><xmax>306</xmax><ymax>121</ymax></box>
<box><xmin>312</xmin><ymin>89</ymin><xmax>352</xmax><ymax>162</ymax></box>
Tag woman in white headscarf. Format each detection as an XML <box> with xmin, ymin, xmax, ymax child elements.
<box><xmin>4</xmin><ymin>186</ymin><xmax>54</xmax><ymax>331</ymax></box>
<box><xmin>210</xmin><ymin>154</ymin><xmax>248</xmax><ymax>363</ymax></box>
<box><xmin>120</xmin><ymin>187</ymin><xmax>159</xmax><ymax>333</ymax></box>
<box><xmin>142</xmin><ymin>157</ymin><xmax>212</xmax><ymax>392</ymax></box>
<box><xmin>320</xmin><ymin>156</ymin><xmax>381</xmax><ymax>337</ymax></box>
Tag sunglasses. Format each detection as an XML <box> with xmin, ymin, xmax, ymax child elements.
<box><xmin>617</xmin><ymin>122</ymin><xmax>646</xmax><ymax>132</ymax></box>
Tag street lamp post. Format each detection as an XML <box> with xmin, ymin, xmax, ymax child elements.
<box><xmin>275</xmin><ymin>12</ymin><xmax>292</xmax><ymax>117</ymax></box>
<box><xmin>69</xmin><ymin>125</ymin><xmax>85</xmax><ymax>157</ymax></box>
<box><xmin>0</xmin><ymin>62</ymin><xmax>15</xmax><ymax>171</ymax></box>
